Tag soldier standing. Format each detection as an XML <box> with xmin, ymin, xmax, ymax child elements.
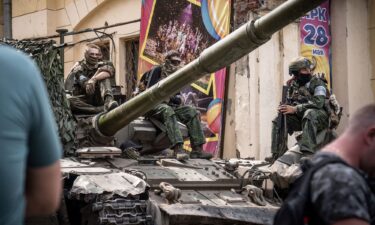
<box><xmin>271</xmin><ymin>57</ymin><xmax>329</xmax><ymax>160</ymax></box>
<box><xmin>138</xmin><ymin>50</ymin><xmax>212</xmax><ymax>160</ymax></box>
<box><xmin>67</xmin><ymin>43</ymin><xmax>118</xmax><ymax>114</ymax></box>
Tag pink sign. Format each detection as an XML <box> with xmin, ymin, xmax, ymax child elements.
<box><xmin>300</xmin><ymin>1</ymin><xmax>331</xmax><ymax>86</ymax></box>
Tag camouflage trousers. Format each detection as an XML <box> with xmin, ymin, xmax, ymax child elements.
<box><xmin>69</xmin><ymin>78</ymin><xmax>113</xmax><ymax>114</ymax></box>
<box><xmin>271</xmin><ymin>108</ymin><xmax>329</xmax><ymax>155</ymax></box>
<box><xmin>146</xmin><ymin>103</ymin><xmax>206</xmax><ymax>148</ymax></box>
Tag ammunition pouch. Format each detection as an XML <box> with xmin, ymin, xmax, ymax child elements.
<box><xmin>297</xmin><ymin>96</ymin><xmax>309</xmax><ymax>104</ymax></box>
<box><xmin>329</xmin><ymin>111</ymin><xmax>341</xmax><ymax>129</ymax></box>
<box><xmin>290</xmin><ymin>86</ymin><xmax>310</xmax><ymax>105</ymax></box>
<box><xmin>324</xmin><ymin>96</ymin><xmax>342</xmax><ymax>130</ymax></box>
<box><xmin>72</xmin><ymin>82</ymin><xmax>83</xmax><ymax>96</ymax></box>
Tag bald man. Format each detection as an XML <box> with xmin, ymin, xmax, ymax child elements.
<box><xmin>275</xmin><ymin>104</ymin><xmax>375</xmax><ymax>225</ymax></box>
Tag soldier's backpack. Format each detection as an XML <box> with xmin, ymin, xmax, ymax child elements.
<box><xmin>273</xmin><ymin>157</ymin><xmax>347</xmax><ymax>225</ymax></box>
<box><xmin>315</xmin><ymin>73</ymin><xmax>343</xmax><ymax>129</ymax></box>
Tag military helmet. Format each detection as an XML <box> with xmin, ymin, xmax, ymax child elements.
<box><xmin>164</xmin><ymin>50</ymin><xmax>181</xmax><ymax>62</ymax></box>
<box><xmin>288</xmin><ymin>57</ymin><xmax>311</xmax><ymax>75</ymax></box>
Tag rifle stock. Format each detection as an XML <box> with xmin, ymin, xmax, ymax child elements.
<box><xmin>274</xmin><ymin>86</ymin><xmax>289</xmax><ymax>160</ymax></box>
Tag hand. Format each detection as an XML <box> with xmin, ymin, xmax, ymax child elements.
<box><xmin>278</xmin><ymin>104</ymin><xmax>297</xmax><ymax>114</ymax></box>
<box><xmin>85</xmin><ymin>78</ymin><xmax>96</xmax><ymax>95</ymax></box>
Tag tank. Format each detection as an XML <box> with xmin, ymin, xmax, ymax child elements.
<box><xmin>10</xmin><ymin>0</ymin><xmax>328</xmax><ymax>224</ymax></box>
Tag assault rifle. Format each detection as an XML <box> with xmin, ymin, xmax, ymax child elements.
<box><xmin>272</xmin><ymin>86</ymin><xmax>290</xmax><ymax>161</ymax></box>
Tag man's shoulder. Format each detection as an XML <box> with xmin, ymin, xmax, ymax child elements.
<box><xmin>310</xmin><ymin>152</ymin><xmax>370</xmax><ymax>203</ymax></box>
<box><xmin>150</xmin><ymin>65</ymin><xmax>162</xmax><ymax>72</ymax></box>
<box><xmin>309</xmin><ymin>152</ymin><xmax>373</xmax><ymax>224</ymax></box>
<box><xmin>141</xmin><ymin>65</ymin><xmax>162</xmax><ymax>80</ymax></box>
<box><xmin>313</xmin><ymin>161</ymin><xmax>363</xmax><ymax>185</ymax></box>
<box><xmin>310</xmin><ymin>75</ymin><xmax>327</xmax><ymax>88</ymax></box>
<box><xmin>311</xmin><ymin>153</ymin><xmax>363</xmax><ymax>183</ymax></box>
<box><xmin>0</xmin><ymin>46</ymin><xmax>37</xmax><ymax>77</ymax></box>
<box><xmin>98</xmin><ymin>60</ymin><xmax>114</xmax><ymax>66</ymax></box>
<box><xmin>70</xmin><ymin>61</ymin><xmax>85</xmax><ymax>74</ymax></box>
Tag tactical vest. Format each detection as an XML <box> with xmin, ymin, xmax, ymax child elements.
<box><xmin>288</xmin><ymin>76</ymin><xmax>342</xmax><ymax>129</ymax></box>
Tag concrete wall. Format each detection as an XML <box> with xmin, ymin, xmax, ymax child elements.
<box><xmin>11</xmin><ymin>0</ymin><xmax>141</xmax><ymax>93</ymax></box>
<box><xmin>0</xmin><ymin>0</ymin><xmax>3</xmax><ymax>38</ymax></box>
<box><xmin>230</xmin><ymin>19</ymin><xmax>299</xmax><ymax>159</ymax></box>
<box><xmin>223</xmin><ymin>0</ymin><xmax>299</xmax><ymax>159</ymax></box>
<box><xmin>12</xmin><ymin>0</ymin><xmax>49</xmax><ymax>38</ymax></box>
<box><xmin>370</xmin><ymin>0</ymin><xmax>375</xmax><ymax>99</ymax></box>
<box><xmin>331</xmin><ymin>0</ymin><xmax>374</xmax><ymax>133</ymax></box>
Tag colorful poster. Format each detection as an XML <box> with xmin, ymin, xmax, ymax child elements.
<box><xmin>300</xmin><ymin>1</ymin><xmax>331</xmax><ymax>87</ymax></box>
<box><xmin>138</xmin><ymin>0</ymin><xmax>231</xmax><ymax>156</ymax></box>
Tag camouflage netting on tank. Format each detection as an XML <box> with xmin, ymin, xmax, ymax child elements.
<box><xmin>0</xmin><ymin>39</ymin><xmax>76</xmax><ymax>155</ymax></box>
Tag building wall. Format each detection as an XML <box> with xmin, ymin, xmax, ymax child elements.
<box><xmin>370</xmin><ymin>0</ymin><xmax>375</xmax><ymax>99</ymax></box>
<box><xmin>229</xmin><ymin>20</ymin><xmax>299</xmax><ymax>159</ymax></box>
<box><xmin>224</xmin><ymin>0</ymin><xmax>300</xmax><ymax>159</ymax></box>
<box><xmin>0</xmin><ymin>0</ymin><xmax>3</xmax><ymax>38</ymax></box>
<box><xmin>331</xmin><ymin>0</ymin><xmax>374</xmax><ymax>134</ymax></box>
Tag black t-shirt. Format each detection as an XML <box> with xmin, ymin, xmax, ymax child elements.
<box><xmin>310</xmin><ymin>152</ymin><xmax>375</xmax><ymax>225</ymax></box>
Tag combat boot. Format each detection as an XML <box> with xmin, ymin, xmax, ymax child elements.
<box><xmin>173</xmin><ymin>144</ymin><xmax>189</xmax><ymax>161</ymax></box>
<box><xmin>264</xmin><ymin>153</ymin><xmax>278</xmax><ymax>163</ymax></box>
<box><xmin>190</xmin><ymin>145</ymin><xmax>212</xmax><ymax>159</ymax></box>
<box><xmin>104</xmin><ymin>95</ymin><xmax>118</xmax><ymax>112</ymax></box>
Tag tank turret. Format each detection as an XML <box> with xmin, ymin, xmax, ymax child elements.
<box><xmin>94</xmin><ymin>0</ymin><xmax>326</xmax><ymax>141</ymax></box>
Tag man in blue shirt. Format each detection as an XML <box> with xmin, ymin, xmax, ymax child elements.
<box><xmin>0</xmin><ymin>46</ymin><xmax>62</xmax><ymax>225</ymax></box>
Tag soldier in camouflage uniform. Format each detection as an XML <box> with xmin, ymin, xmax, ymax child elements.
<box><xmin>271</xmin><ymin>57</ymin><xmax>329</xmax><ymax>159</ymax></box>
<box><xmin>138</xmin><ymin>51</ymin><xmax>212</xmax><ymax>160</ymax></box>
<box><xmin>67</xmin><ymin>44</ymin><xmax>118</xmax><ymax>114</ymax></box>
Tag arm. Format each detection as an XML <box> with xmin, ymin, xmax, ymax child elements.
<box><xmin>280</xmin><ymin>83</ymin><xmax>327</xmax><ymax>114</ymax></box>
<box><xmin>89</xmin><ymin>62</ymin><xmax>115</xmax><ymax>82</ymax></box>
<box><xmin>296</xmin><ymin>79</ymin><xmax>327</xmax><ymax>113</ymax></box>
<box><xmin>25</xmin><ymin>161</ymin><xmax>61</xmax><ymax>217</ymax></box>
<box><xmin>26</xmin><ymin>59</ymin><xmax>63</xmax><ymax>217</ymax></box>
<box><xmin>86</xmin><ymin>62</ymin><xmax>115</xmax><ymax>94</ymax></box>
<box><xmin>90</xmin><ymin>70</ymin><xmax>111</xmax><ymax>82</ymax></box>
<box><xmin>295</xmin><ymin>92</ymin><xmax>326</xmax><ymax>113</ymax></box>
<box><xmin>279</xmin><ymin>95</ymin><xmax>325</xmax><ymax>114</ymax></box>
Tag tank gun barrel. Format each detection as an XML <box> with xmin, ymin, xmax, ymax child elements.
<box><xmin>97</xmin><ymin>0</ymin><xmax>326</xmax><ymax>137</ymax></box>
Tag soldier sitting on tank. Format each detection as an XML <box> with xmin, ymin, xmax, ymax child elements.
<box><xmin>67</xmin><ymin>43</ymin><xmax>118</xmax><ymax>114</ymax></box>
<box><xmin>137</xmin><ymin>50</ymin><xmax>212</xmax><ymax>161</ymax></box>
<box><xmin>271</xmin><ymin>57</ymin><xmax>330</xmax><ymax>161</ymax></box>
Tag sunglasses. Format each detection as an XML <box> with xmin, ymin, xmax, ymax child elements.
<box><xmin>170</xmin><ymin>59</ymin><xmax>181</xmax><ymax>65</ymax></box>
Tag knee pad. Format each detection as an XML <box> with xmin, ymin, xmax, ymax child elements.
<box><xmin>302</xmin><ymin>109</ymin><xmax>317</xmax><ymax>122</ymax></box>
<box><xmin>185</xmin><ymin>106</ymin><xmax>198</xmax><ymax>117</ymax></box>
<box><xmin>160</xmin><ymin>105</ymin><xmax>176</xmax><ymax>118</ymax></box>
